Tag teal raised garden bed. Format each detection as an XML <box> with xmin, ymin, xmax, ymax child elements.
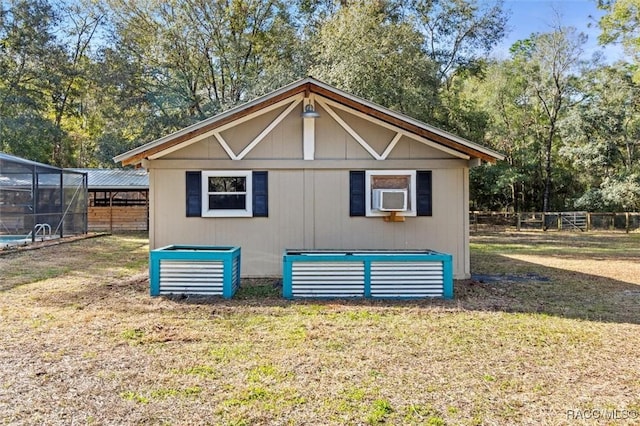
<box><xmin>282</xmin><ymin>249</ymin><xmax>453</xmax><ymax>299</ymax></box>
<box><xmin>149</xmin><ymin>245</ymin><xmax>241</xmax><ymax>298</ymax></box>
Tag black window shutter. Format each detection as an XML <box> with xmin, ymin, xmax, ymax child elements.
<box><xmin>252</xmin><ymin>171</ymin><xmax>268</xmax><ymax>217</ymax></box>
<box><xmin>416</xmin><ymin>170</ymin><xmax>432</xmax><ymax>216</ymax></box>
<box><xmin>186</xmin><ymin>171</ymin><xmax>202</xmax><ymax>217</ymax></box>
<box><xmin>349</xmin><ymin>171</ymin><xmax>366</xmax><ymax>216</ymax></box>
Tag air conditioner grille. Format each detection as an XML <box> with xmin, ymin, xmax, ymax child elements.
<box><xmin>373</xmin><ymin>189</ymin><xmax>408</xmax><ymax>211</ymax></box>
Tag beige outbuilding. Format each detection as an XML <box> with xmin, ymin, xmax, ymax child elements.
<box><xmin>115</xmin><ymin>77</ymin><xmax>503</xmax><ymax>279</ymax></box>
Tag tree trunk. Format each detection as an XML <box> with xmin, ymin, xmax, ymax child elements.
<box><xmin>542</xmin><ymin>128</ymin><xmax>554</xmax><ymax>213</ymax></box>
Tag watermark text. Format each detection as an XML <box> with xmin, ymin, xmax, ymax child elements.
<box><xmin>567</xmin><ymin>409</ymin><xmax>638</xmax><ymax>421</ymax></box>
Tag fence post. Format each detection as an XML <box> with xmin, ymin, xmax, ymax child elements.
<box><xmin>611</xmin><ymin>212</ymin><xmax>615</xmax><ymax>231</ymax></box>
<box><xmin>586</xmin><ymin>212</ymin><xmax>591</xmax><ymax>232</ymax></box>
<box><xmin>558</xmin><ymin>212</ymin><xmax>562</xmax><ymax>231</ymax></box>
<box><xmin>542</xmin><ymin>212</ymin><xmax>546</xmax><ymax>231</ymax></box>
<box><xmin>626</xmin><ymin>212</ymin><xmax>630</xmax><ymax>233</ymax></box>
<box><xmin>474</xmin><ymin>212</ymin><xmax>478</xmax><ymax>233</ymax></box>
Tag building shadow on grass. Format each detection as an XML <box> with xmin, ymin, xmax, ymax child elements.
<box><xmin>22</xmin><ymin>253</ymin><xmax>640</xmax><ymax>326</ymax></box>
<box><xmin>454</xmin><ymin>264</ymin><xmax>640</xmax><ymax>325</ymax></box>
<box><xmin>161</xmin><ymin>254</ymin><xmax>640</xmax><ymax>325</ymax></box>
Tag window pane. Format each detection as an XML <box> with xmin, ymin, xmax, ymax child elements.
<box><xmin>209</xmin><ymin>194</ymin><xmax>246</xmax><ymax>210</ymax></box>
<box><xmin>208</xmin><ymin>177</ymin><xmax>246</xmax><ymax>192</ymax></box>
<box><xmin>372</xmin><ymin>175</ymin><xmax>410</xmax><ymax>190</ymax></box>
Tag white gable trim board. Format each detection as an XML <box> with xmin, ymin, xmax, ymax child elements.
<box><xmin>316</xmin><ymin>97</ymin><xmax>471</xmax><ymax>160</ymax></box>
<box><xmin>118</xmin><ymin>77</ymin><xmax>503</xmax><ymax>166</ymax></box>
<box><xmin>148</xmin><ymin>93</ymin><xmax>471</xmax><ymax>163</ymax></box>
<box><xmin>148</xmin><ymin>95</ymin><xmax>305</xmax><ymax>161</ymax></box>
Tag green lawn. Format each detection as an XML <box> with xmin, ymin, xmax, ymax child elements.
<box><xmin>0</xmin><ymin>232</ymin><xmax>639</xmax><ymax>425</ymax></box>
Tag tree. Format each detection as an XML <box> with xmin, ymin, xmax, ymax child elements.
<box><xmin>89</xmin><ymin>46</ymin><xmax>152</xmax><ymax>166</ymax></box>
<box><xmin>103</xmin><ymin>0</ymin><xmax>299</xmax><ymax>122</ymax></box>
<box><xmin>86</xmin><ymin>0</ymin><xmax>301</xmax><ymax>163</ymax></box>
<box><xmin>511</xmin><ymin>27</ymin><xmax>588</xmax><ymax>212</ymax></box>
<box><xmin>309</xmin><ymin>1</ymin><xmax>439</xmax><ymax>120</ymax></box>
<box><xmin>560</xmin><ymin>63</ymin><xmax>640</xmax><ymax>210</ymax></box>
<box><xmin>47</xmin><ymin>1</ymin><xmax>103</xmax><ymax>167</ymax></box>
<box><xmin>463</xmin><ymin>59</ymin><xmax>545</xmax><ymax>211</ymax></box>
<box><xmin>0</xmin><ymin>0</ymin><xmax>61</xmax><ymax>163</ymax></box>
<box><xmin>410</xmin><ymin>0</ymin><xmax>508</xmax><ymax>89</ymax></box>
<box><xmin>0</xmin><ymin>0</ymin><xmax>105</xmax><ymax>167</ymax></box>
<box><xmin>401</xmin><ymin>0</ymin><xmax>508</xmax><ymax>133</ymax></box>
<box><xmin>599</xmin><ymin>0</ymin><xmax>640</xmax><ymax>82</ymax></box>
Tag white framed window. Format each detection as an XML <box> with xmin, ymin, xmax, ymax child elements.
<box><xmin>201</xmin><ymin>171</ymin><xmax>253</xmax><ymax>217</ymax></box>
<box><xmin>365</xmin><ymin>170</ymin><xmax>416</xmax><ymax>217</ymax></box>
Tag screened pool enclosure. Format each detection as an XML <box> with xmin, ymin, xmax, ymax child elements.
<box><xmin>0</xmin><ymin>153</ymin><xmax>87</xmax><ymax>247</ymax></box>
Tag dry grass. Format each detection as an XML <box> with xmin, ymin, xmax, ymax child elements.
<box><xmin>1</xmin><ymin>232</ymin><xmax>639</xmax><ymax>425</ymax></box>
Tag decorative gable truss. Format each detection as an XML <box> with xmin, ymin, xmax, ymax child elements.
<box><xmin>314</xmin><ymin>97</ymin><xmax>468</xmax><ymax>161</ymax></box>
<box><xmin>213</xmin><ymin>96</ymin><xmax>303</xmax><ymax>160</ymax></box>
<box><xmin>149</xmin><ymin>93</ymin><xmax>470</xmax><ymax>162</ymax></box>
<box><xmin>115</xmin><ymin>78</ymin><xmax>504</xmax><ymax>167</ymax></box>
<box><xmin>148</xmin><ymin>95</ymin><xmax>304</xmax><ymax>161</ymax></box>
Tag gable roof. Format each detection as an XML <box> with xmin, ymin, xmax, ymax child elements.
<box><xmin>114</xmin><ymin>77</ymin><xmax>504</xmax><ymax>166</ymax></box>
<box><xmin>72</xmin><ymin>168</ymin><xmax>148</xmax><ymax>190</ymax></box>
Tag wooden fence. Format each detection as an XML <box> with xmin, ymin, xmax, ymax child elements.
<box><xmin>88</xmin><ymin>205</ymin><xmax>148</xmax><ymax>232</ymax></box>
<box><xmin>470</xmin><ymin>211</ymin><xmax>640</xmax><ymax>233</ymax></box>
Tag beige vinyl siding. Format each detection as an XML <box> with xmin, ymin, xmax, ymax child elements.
<box><xmin>147</xmin><ymin>99</ymin><xmax>472</xmax><ymax>279</ymax></box>
<box><xmin>221</xmin><ymin>105</ymin><xmax>288</xmax><ymax>154</ymax></box>
<box><xmin>148</xmin><ymin>168</ymin><xmax>156</xmax><ymax>249</ymax></box>
<box><xmin>151</xmin><ymin>168</ymin><xmax>305</xmax><ymax>275</ymax></box>
<box><xmin>244</xmin><ymin>110</ymin><xmax>302</xmax><ymax>159</ymax></box>
<box><xmin>149</xmin><ymin>165</ymin><xmax>470</xmax><ymax>278</ymax></box>
<box><xmin>386</xmin><ymin>136</ymin><xmax>457</xmax><ymax>159</ymax></box>
<box><xmin>162</xmin><ymin>134</ymin><xmax>228</xmax><ymax>160</ymax></box>
<box><xmin>162</xmin><ymin>105</ymin><xmax>458</xmax><ymax>163</ymax></box>
<box><xmin>337</xmin><ymin>109</ymin><xmax>397</xmax><ymax>155</ymax></box>
<box><xmin>309</xmin><ymin>168</ymin><xmax>468</xmax><ymax>277</ymax></box>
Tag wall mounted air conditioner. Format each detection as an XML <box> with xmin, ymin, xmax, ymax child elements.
<box><xmin>372</xmin><ymin>189</ymin><xmax>408</xmax><ymax>211</ymax></box>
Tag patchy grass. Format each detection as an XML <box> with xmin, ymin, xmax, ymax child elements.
<box><xmin>466</xmin><ymin>231</ymin><xmax>640</xmax><ymax>323</ymax></box>
<box><xmin>1</xmin><ymin>232</ymin><xmax>639</xmax><ymax>425</ymax></box>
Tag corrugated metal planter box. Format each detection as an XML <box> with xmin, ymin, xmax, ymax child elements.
<box><xmin>149</xmin><ymin>245</ymin><xmax>241</xmax><ymax>298</ymax></box>
<box><xmin>282</xmin><ymin>249</ymin><xmax>453</xmax><ymax>299</ymax></box>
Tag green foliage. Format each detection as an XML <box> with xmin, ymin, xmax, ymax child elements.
<box><xmin>466</xmin><ymin>27</ymin><xmax>601</xmax><ymax>212</ymax></box>
<box><xmin>598</xmin><ymin>0</ymin><xmax>640</xmax><ymax>82</ymax></box>
<box><xmin>412</xmin><ymin>0</ymin><xmax>509</xmax><ymax>86</ymax></box>
<box><xmin>309</xmin><ymin>1</ymin><xmax>439</xmax><ymax>121</ymax></box>
<box><xmin>105</xmin><ymin>0</ymin><xmax>299</xmax><ymax>115</ymax></box>
<box><xmin>0</xmin><ymin>0</ymin><xmax>104</xmax><ymax>166</ymax></box>
<box><xmin>405</xmin><ymin>404</ymin><xmax>447</xmax><ymax>425</ymax></box>
<box><xmin>470</xmin><ymin>162</ymin><xmax>513</xmax><ymax>211</ymax></box>
<box><xmin>151</xmin><ymin>386</ymin><xmax>202</xmax><ymax>399</ymax></box>
<box><xmin>120</xmin><ymin>390</ymin><xmax>149</xmax><ymax>404</ymax></box>
<box><xmin>560</xmin><ymin>63</ymin><xmax>640</xmax><ymax>211</ymax></box>
<box><xmin>598</xmin><ymin>174</ymin><xmax>640</xmax><ymax>210</ymax></box>
<box><xmin>0</xmin><ymin>0</ymin><xmax>59</xmax><ymax>163</ymax></box>
<box><xmin>173</xmin><ymin>365</ymin><xmax>219</xmax><ymax>379</ymax></box>
<box><xmin>0</xmin><ymin>0</ymin><xmax>637</xmax><ymax>213</ymax></box>
<box><xmin>121</xmin><ymin>328</ymin><xmax>145</xmax><ymax>345</ymax></box>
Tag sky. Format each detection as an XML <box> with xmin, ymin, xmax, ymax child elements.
<box><xmin>492</xmin><ymin>0</ymin><xmax>627</xmax><ymax>62</ymax></box>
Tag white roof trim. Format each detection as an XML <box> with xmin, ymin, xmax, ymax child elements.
<box><xmin>309</xmin><ymin>79</ymin><xmax>502</xmax><ymax>160</ymax></box>
<box><xmin>113</xmin><ymin>78</ymin><xmax>312</xmax><ymax>163</ymax></box>
<box><xmin>114</xmin><ymin>77</ymin><xmax>504</xmax><ymax>164</ymax></box>
<box><xmin>318</xmin><ymin>96</ymin><xmax>470</xmax><ymax>160</ymax></box>
<box><xmin>146</xmin><ymin>95</ymin><xmax>304</xmax><ymax>161</ymax></box>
